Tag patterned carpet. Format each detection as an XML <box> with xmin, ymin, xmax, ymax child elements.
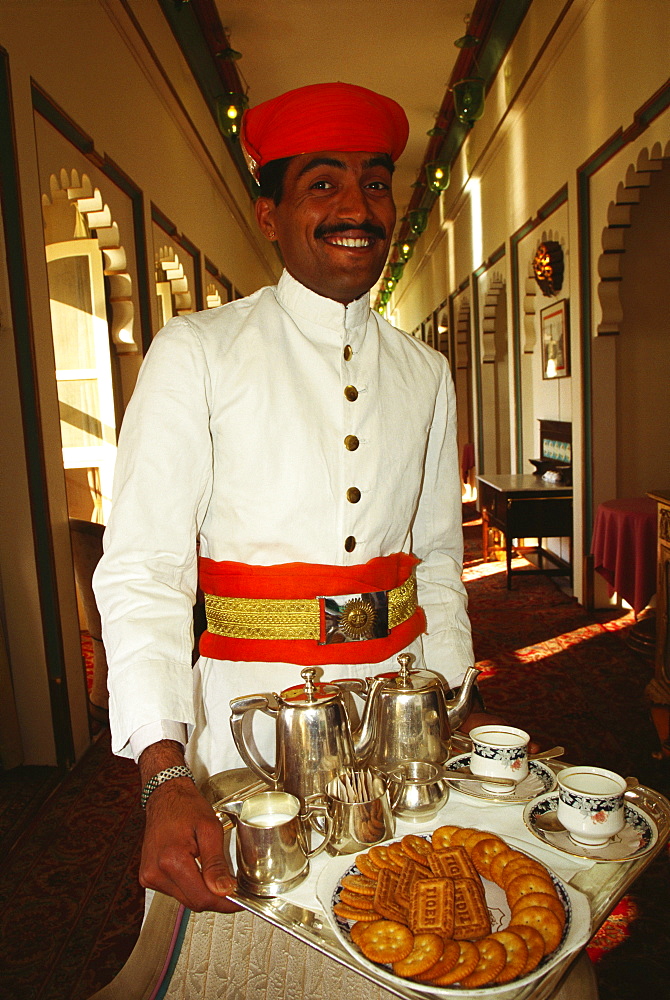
<box><xmin>0</xmin><ymin>517</ymin><xmax>668</xmax><ymax>999</ymax></box>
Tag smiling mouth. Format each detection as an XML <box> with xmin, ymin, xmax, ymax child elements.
<box><xmin>325</xmin><ymin>235</ymin><xmax>375</xmax><ymax>248</ymax></box>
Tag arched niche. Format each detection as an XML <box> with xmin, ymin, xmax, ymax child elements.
<box><xmin>41</xmin><ymin>168</ymin><xmax>138</xmax><ymax>354</ymax></box>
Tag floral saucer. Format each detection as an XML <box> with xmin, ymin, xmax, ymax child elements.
<box><xmin>445</xmin><ymin>753</ymin><xmax>557</xmax><ymax>803</ymax></box>
<box><xmin>523</xmin><ymin>791</ymin><xmax>658</xmax><ymax>861</ymax></box>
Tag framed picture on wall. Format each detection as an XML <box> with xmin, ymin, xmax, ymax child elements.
<box><xmin>541</xmin><ymin>299</ymin><xmax>570</xmax><ymax>379</ymax></box>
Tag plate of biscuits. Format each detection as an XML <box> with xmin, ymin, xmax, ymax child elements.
<box><xmin>316</xmin><ymin>825</ymin><xmax>590</xmax><ymax>995</ymax></box>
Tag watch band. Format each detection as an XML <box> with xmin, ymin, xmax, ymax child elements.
<box><xmin>141</xmin><ymin>765</ymin><xmax>195</xmax><ymax>809</ymax></box>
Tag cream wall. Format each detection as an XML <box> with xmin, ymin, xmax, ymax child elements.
<box><xmin>389</xmin><ymin>0</ymin><xmax>670</xmax><ymax>605</ymax></box>
<box><xmin>0</xmin><ymin>0</ymin><xmax>280</xmax><ymax>766</ymax></box>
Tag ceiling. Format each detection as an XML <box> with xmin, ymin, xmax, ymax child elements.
<box><xmin>211</xmin><ymin>0</ymin><xmax>477</xmax><ymax>221</ymax></box>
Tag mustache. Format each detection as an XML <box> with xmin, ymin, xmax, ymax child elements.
<box><xmin>313</xmin><ymin>220</ymin><xmax>387</xmax><ymax>241</ymax></box>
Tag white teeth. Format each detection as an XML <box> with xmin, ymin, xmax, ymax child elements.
<box><xmin>330</xmin><ymin>237</ymin><xmax>372</xmax><ymax>248</ymax></box>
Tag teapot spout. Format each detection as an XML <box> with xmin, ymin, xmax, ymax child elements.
<box><xmin>446</xmin><ymin>666</ymin><xmax>481</xmax><ymax>733</ymax></box>
<box><xmin>351</xmin><ymin>675</ymin><xmax>386</xmax><ymax>764</ymax></box>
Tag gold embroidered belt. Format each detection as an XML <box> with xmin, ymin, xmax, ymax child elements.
<box><xmin>204</xmin><ymin>573</ymin><xmax>417</xmax><ymax>646</ymax></box>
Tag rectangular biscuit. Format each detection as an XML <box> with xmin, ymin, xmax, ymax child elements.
<box><xmin>429</xmin><ymin>845</ymin><xmax>480</xmax><ymax>882</ymax></box>
<box><xmin>395</xmin><ymin>858</ymin><xmax>431</xmax><ymax>908</ymax></box>
<box><xmin>453</xmin><ymin>876</ymin><xmax>491</xmax><ymax>940</ymax></box>
<box><xmin>409</xmin><ymin>877</ymin><xmax>455</xmax><ymax>937</ymax></box>
<box><xmin>373</xmin><ymin>866</ymin><xmax>408</xmax><ymax>923</ymax></box>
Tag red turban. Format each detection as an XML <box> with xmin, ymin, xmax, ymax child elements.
<box><xmin>240</xmin><ymin>82</ymin><xmax>409</xmax><ymax>180</ymax></box>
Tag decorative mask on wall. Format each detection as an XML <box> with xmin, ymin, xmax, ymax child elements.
<box><xmin>532</xmin><ymin>240</ymin><xmax>564</xmax><ymax>296</ymax></box>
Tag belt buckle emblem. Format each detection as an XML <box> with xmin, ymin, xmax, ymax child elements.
<box><xmin>320</xmin><ymin>590</ymin><xmax>390</xmax><ymax>645</ymax></box>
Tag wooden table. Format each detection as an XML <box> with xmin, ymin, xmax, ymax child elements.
<box><xmin>478</xmin><ymin>474</ymin><xmax>573</xmax><ymax>589</ymax></box>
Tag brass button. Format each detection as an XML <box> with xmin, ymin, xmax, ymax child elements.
<box><xmin>343</xmin><ymin>345</ymin><xmax>353</xmax><ymax>361</ymax></box>
<box><xmin>344</xmin><ymin>385</ymin><xmax>358</xmax><ymax>402</ymax></box>
<box><xmin>344</xmin><ymin>435</ymin><xmax>359</xmax><ymax>451</ymax></box>
<box><xmin>347</xmin><ymin>487</ymin><xmax>361</xmax><ymax>503</ymax></box>
<box><xmin>344</xmin><ymin>535</ymin><xmax>356</xmax><ymax>552</ymax></box>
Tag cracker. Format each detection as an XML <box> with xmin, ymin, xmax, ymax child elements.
<box><xmin>355</xmin><ymin>853</ymin><xmax>380</xmax><ymax>880</ymax></box>
<box><xmin>509</xmin><ymin>906</ymin><xmax>564</xmax><ymax>956</ymax></box>
<box><xmin>431</xmin><ymin>824</ymin><xmax>460</xmax><ymax>850</ymax></box>
<box><xmin>453</xmin><ymin>876</ymin><xmax>491</xmax><ymax>940</ymax></box>
<box><xmin>489</xmin><ymin>848</ymin><xmax>522</xmax><ymax>886</ymax></box>
<box><xmin>429</xmin><ymin>940</ymin><xmax>480</xmax><ymax>985</ymax></box>
<box><xmin>341</xmin><ymin>873</ymin><xmax>377</xmax><ymax>896</ymax></box>
<box><xmin>369</xmin><ymin>844</ymin><xmax>404</xmax><ymax>872</ymax></box>
<box><xmin>412</xmin><ymin>938</ymin><xmax>461</xmax><ymax>982</ymax></box>
<box><xmin>463</xmin><ymin>828</ymin><xmax>502</xmax><ymax>854</ymax></box>
<box><xmin>510</xmin><ymin>923</ymin><xmax>545</xmax><ymax>976</ymax></box>
<box><xmin>470</xmin><ymin>836</ymin><xmax>509</xmax><ymax>878</ymax></box>
<box><xmin>357</xmin><ymin>919</ymin><xmax>414</xmax><ymax>964</ymax></box>
<box><xmin>334</xmin><ymin>902</ymin><xmax>380</xmax><ymax>922</ymax></box>
<box><xmin>395</xmin><ymin>858</ymin><xmax>430</xmax><ymax>909</ymax></box>
<box><xmin>446</xmin><ymin>826</ymin><xmax>477</xmax><ymax>847</ymax></box>
<box><xmin>512</xmin><ymin>891</ymin><xmax>566</xmax><ymax>926</ymax></box>
<box><xmin>500</xmin><ymin>855</ymin><xmax>550</xmax><ymax>888</ymax></box>
<box><xmin>339</xmin><ymin>888</ymin><xmax>376</xmax><ymax>910</ymax></box>
<box><xmin>409</xmin><ymin>877</ymin><xmax>455</xmax><ymax>936</ymax></box>
<box><xmin>490</xmin><ymin>929</ymin><xmax>529</xmax><ymax>984</ymax></box>
<box><xmin>349</xmin><ymin>920</ymin><xmax>372</xmax><ymax>945</ymax></box>
<box><xmin>505</xmin><ymin>871</ymin><xmax>557</xmax><ymax>909</ymax></box>
<box><xmin>460</xmin><ymin>936</ymin><xmax>507</xmax><ymax>988</ymax></box>
<box><xmin>428</xmin><ymin>845</ymin><xmax>480</xmax><ymax>881</ymax></box>
<box><xmin>374</xmin><ymin>867</ymin><xmax>408</xmax><ymax>923</ymax></box>
<box><xmin>392</xmin><ymin>932</ymin><xmax>444</xmax><ymax>978</ymax></box>
<box><xmin>388</xmin><ymin>841</ymin><xmax>407</xmax><ymax>868</ymax></box>
<box><xmin>401</xmin><ymin>834</ymin><xmax>435</xmax><ymax>866</ymax></box>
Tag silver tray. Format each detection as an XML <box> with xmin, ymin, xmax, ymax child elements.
<box><xmin>213</xmin><ymin>761</ymin><xmax>670</xmax><ymax>1000</ymax></box>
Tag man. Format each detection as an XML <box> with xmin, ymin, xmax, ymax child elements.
<box><xmin>93</xmin><ymin>82</ymin><xmax>492</xmax><ymax>915</ymax></box>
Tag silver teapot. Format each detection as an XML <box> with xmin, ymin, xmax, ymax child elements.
<box><xmin>229</xmin><ymin>667</ymin><xmax>357</xmax><ymax>803</ymax></box>
<box><xmin>339</xmin><ymin>653</ymin><xmax>480</xmax><ymax>771</ymax></box>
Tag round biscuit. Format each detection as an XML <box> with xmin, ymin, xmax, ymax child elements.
<box><xmin>341</xmin><ymin>873</ymin><xmax>377</xmax><ymax>896</ymax></box>
<box><xmin>449</xmin><ymin>826</ymin><xmax>480</xmax><ymax>847</ymax></box>
<box><xmin>392</xmin><ymin>933</ymin><xmax>444</xmax><ymax>978</ymax></box>
<box><xmin>412</xmin><ymin>938</ymin><xmax>461</xmax><ymax>981</ymax></box>
<box><xmin>505</xmin><ymin>872</ymin><xmax>557</xmax><ymax>908</ymax></box>
<box><xmin>509</xmin><ymin>906</ymin><xmax>563</xmax><ymax>956</ymax></box>
<box><xmin>334</xmin><ymin>902</ymin><xmax>380</xmax><ymax>922</ymax></box>
<box><xmin>401</xmin><ymin>834</ymin><xmax>434</xmax><ymax>865</ymax></box>
<box><xmin>460</xmin><ymin>936</ymin><xmax>507</xmax><ymax>988</ymax></box>
<box><xmin>490</xmin><ymin>929</ymin><xmax>529</xmax><ymax>984</ymax></box>
<box><xmin>509</xmin><ymin>923</ymin><xmax>545</xmax><ymax>975</ymax></box>
<box><xmin>463</xmin><ymin>828</ymin><xmax>502</xmax><ymax>854</ymax></box>
<box><xmin>339</xmin><ymin>888</ymin><xmax>376</xmax><ymax>910</ymax></box>
<box><xmin>431</xmin><ymin>824</ymin><xmax>461</xmax><ymax>850</ymax></box>
<box><xmin>470</xmin><ymin>836</ymin><xmax>509</xmax><ymax>878</ymax></box>
<box><xmin>369</xmin><ymin>844</ymin><xmax>403</xmax><ymax>872</ymax></box>
<box><xmin>355</xmin><ymin>853</ymin><xmax>380</xmax><ymax>880</ymax></box>
<box><xmin>350</xmin><ymin>920</ymin><xmax>373</xmax><ymax>945</ymax></box>
<box><xmin>500</xmin><ymin>855</ymin><xmax>550</xmax><ymax>887</ymax></box>
<box><xmin>430</xmin><ymin>940</ymin><xmax>479</xmax><ymax>985</ymax></box>
<box><xmin>358</xmin><ymin>919</ymin><xmax>414</xmax><ymax>963</ymax></box>
<box><xmin>489</xmin><ymin>848</ymin><xmax>521</xmax><ymax>886</ymax></box>
<box><xmin>512</xmin><ymin>891</ymin><xmax>566</xmax><ymax>926</ymax></box>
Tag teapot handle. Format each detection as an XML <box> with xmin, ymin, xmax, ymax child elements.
<box><xmin>229</xmin><ymin>694</ymin><xmax>279</xmax><ymax>787</ymax></box>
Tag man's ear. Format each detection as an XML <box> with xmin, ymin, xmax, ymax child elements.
<box><xmin>255</xmin><ymin>197</ymin><xmax>278</xmax><ymax>241</ymax></box>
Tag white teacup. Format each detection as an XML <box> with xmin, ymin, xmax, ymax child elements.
<box><xmin>469</xmin><ymin>725</ymin><xmax>530</xmax><ymax>793</ymax></box>
<box><xmin>557</xmin><ymin>766</ymin><xmax>626</xmax><ymax>847</ymax></box>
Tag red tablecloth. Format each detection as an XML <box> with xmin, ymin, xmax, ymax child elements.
<box><xmin>591</xmin><ymin>497</ymin><xmax>657</xmax><ymax>614</ymax></box>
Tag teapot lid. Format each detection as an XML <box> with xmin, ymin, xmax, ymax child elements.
<box><xmin>377</xmin><ymin>653</ymin><xmax>440</xmax><ymax>692</ymax></box>
<box><xmin>281</xmin><ymin>667</ymin><xmax>342</xmax><ymax>704</ymax></box>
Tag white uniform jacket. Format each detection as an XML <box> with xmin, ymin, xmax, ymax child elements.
<box><xmin>93</xmin><ymin>270</ymin><xmax>474</xmax><ymax>783</ymax></box>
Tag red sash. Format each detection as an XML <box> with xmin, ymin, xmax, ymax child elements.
<box><xmin>198</xmin><ymin>552</ymin><xmax>425</xmax><ymax>665</ymax></box>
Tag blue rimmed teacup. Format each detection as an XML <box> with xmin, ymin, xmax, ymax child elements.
<box><xmin>468</xmin><ymin>725</ymin><xmax>530</xmax><ymax>793</ymax></box>
<box><xmin>557</xmin><ymin>765</ymin><xmax>626</xmax><ymax>847</ymax></box>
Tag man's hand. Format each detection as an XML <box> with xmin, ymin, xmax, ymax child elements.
<box><xmin>459</xmin><ymin>711</ymin><xmax>541</xmax><ymax>755</ymax></box>
<box><xmin>139</xmin><ymin>741</ymin><xmax>241</xmax><ymax>913</ymax></box>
